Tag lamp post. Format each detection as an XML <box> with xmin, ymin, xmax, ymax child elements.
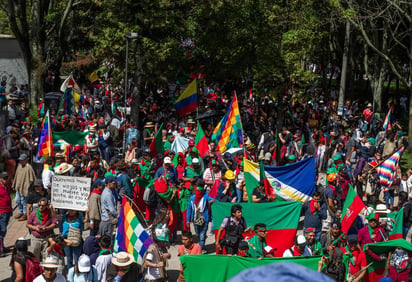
<box><xmin>123</xmin><ymin>32</ymin><xmax>138</xmax><ymax>155</ymax></box>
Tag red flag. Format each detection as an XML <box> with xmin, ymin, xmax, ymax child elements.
<box><xmin>341</xmin><ymin>184</ymin><xmax>365</xmax><ymax>234</ymax></box>
<box><xmin>195</xmin><ymin>121</ymin><xmax>209</xmax><ymax>157</ymax></box>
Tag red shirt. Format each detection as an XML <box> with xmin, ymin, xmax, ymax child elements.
<box><xmin>340</xmin><ymin>247</ymin><xmax>367</xmax><ymax>275</ymax></box>
<box><xmin>0</xmin><ymin>183</ymin><xmax>11</xmax><ymax>213</ymax></box>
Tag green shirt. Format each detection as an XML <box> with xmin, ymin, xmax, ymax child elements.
<box><xmin>247</xmin><ymin>234</ymin><xmax>267</xmax><ymax>258</ymax></box>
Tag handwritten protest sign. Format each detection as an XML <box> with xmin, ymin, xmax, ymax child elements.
<box><xmin>51</xmin><ymin>175</ymin><xmax>91</xmax><ymax>211</ymax></box>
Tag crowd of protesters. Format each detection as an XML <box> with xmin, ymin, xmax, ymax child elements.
<box><xmin>0</xmin><ymin>70</ymin><xmax>411</xmax><ymax>282</ymax></box>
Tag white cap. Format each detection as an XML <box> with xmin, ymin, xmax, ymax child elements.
<box><xmin>164</xmin><ymin>157</ymin><xmax>172</xmax><ymax>164</ymax></box>
<box><xmin>192</xmin><ymin>158</ymin><xmax>199</xmax><ymax>164</ymax></box>
<box><xmin>78</xmin><ymin>254</ymin><xmax>91</xmax><ymax>272</ymax></box>
<box><xmin>264</xmin><ymin>246</ymin><xmax>273</xmax><ymax>253</ymax></box>
<box><xmin>296</xmin><ymin>235</ymin><xmax>307</xmax><ymax>245</ymax></box>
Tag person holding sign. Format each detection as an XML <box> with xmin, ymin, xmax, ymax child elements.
<box><xmin>26</xmin><ymin>198</ymin><xmax>58</xmax><ymax>260</ymax></box>
<box><xmin>99</xmin><ymin>176</ymin><xmax>118</xmax><ymax>237</ymax></box>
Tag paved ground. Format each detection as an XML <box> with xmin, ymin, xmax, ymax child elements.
<box><xmin>0</xmin><ymin>205</ymin><xmax>215</xmax><ymax>282</ymax></box>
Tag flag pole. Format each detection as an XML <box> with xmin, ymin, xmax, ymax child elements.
<box><xmin>234</xmin><ymin>91</ymin><xmax>246</xmax><ymax>156</ymax></box>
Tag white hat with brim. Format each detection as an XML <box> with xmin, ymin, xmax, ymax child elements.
<box><xmin>111</xmin><ymin>252</ymin><xmax>135</xmax><ymax>267</ymax></box>
<box><xmin>375</xmin><ymin>204</ymin><xmax>390</xmax><ymax>214</ymax></box>
<box><xmin>55</xmin><ymin>162</ymin><xmax>73</xmax><ymax>175</ymax></box>
<box><xmin>41</xmin><ymin>256</ymin><xmax>59</xmax><ymax>268</ymax></box>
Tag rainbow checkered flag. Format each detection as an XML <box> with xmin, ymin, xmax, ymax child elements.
<box><xmin>211</xmin><ymin>93</ymin><xmax>243</xmax><ymax>153</ymax></box>
<box><xmin>375</xmin><ymin>147</ymin><xmax>403</xmax><ymax>191</ymax></box>
<box><xmin>113</xmin><ymin>197</ymin><xmax>153</xmax><ymax>263</ymax></box>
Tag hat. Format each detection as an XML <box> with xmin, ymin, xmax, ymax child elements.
<box><xmin>347</xmin><ymin>234</ymin><xmax>358</xmax><ymax>243</ymax></box>
<box><xmin>224</xmin><ymin>170</ymin><xmax>235</xmax><ymax>181</ymax></box>
<box><xmin>187</xmin><ymin>118</ymin><xmax>195</xmax><ymax>124</ymax></box>
<box><xmin>245</xmin><ymin>141</ymin><xmax>256</xmax><ymax>150</ymax></box>
<box><xmin>131</xmin><ymin>159</ymin><xmax>139</xmax><ymax>164</ymax></box>
<box><xmin>288</xmin><ymin>155</ymin><xmax>296</xmax><ymax>161</ymax></box>
<box><xmin>55</xmin><ymin>152</ymin><xmax>65</xmax><ymax>159</ymax></box>
<box><xmin>239</xmin><ymin>241</ymin><xmax>249</xmax><ymax>250</ymax></box>
<box><xmin>164</xmin><ymin>157</ymin><xmax>172</xmax><ymax>164</ymax></box>
<box><xmin>188</xmin><ymin>139</ymin><xmax>195</xmax><ymax>146</ymax></box>
<box><xmin>192</xmin><ymin>158</ymin><xmax>199</xmax><ymax>164</ymax></box>
<box><xmin>54</xmin><ymin>163</ymin><xmax>73</xmax><ymax>175</ymax></box>
<box><xmin>304</xmin><ymin>227</ymin><xmax>316</xmax><ymax>234</ymax></box>
<box><xmin>88</xmin><ymin>124</ymin><xmax>97</xmax><ymax>132</ymax></box>
<box><xmin>333</xmin><ymin>154</ymin><xmax>341</xmax><ymax>161</ymax></box>
<box><xmin>331</xmin><ymin>221</ymin><xmax>341</xmax><ymax>229</ymax></box>
<box><xmin>33</xmin><ymin>179</ymin><xmax>43</xmax><ymax>187</ymax></box>
<box><xmin>0</xmin><ymin>172</ymin><xmax>9</xmax><ymax>179</ymax></box>
<box><xmin>105</xmin><ymin>175</ymin><xmax>116</xmax><ymax>184</ymax></box>
<box><xmin>330</xmin><ymin>131</ymin><xmax>337</xmax><ymax>137</ymax></box>
<box><xmin>143</xmin><ymin>148</ymin><xmax>151</xmax><ymax>156</ymax></box>
<box><xmin>263</xmin><ymin>245</ymin><xmax>276</xmax><ymax>256</ymax></box>
<box><xmin>18</xmin><ymin>154</ymin><xmax>28</xmax><ymax>161</ymax></box>
<box><xmin>111</xmin><ymin>252</ymin><xmax>135</xmax><ymax>267</ymax></box>
<box><xmin>78</xmin><ymin>254</ymin><xmax>91</xmax><ymax>273</ymax></box>
<box><xmin>264</xmin><ymin>152</ymin><xmax>272</xmax><ymax>161</ymax></box>
<box><xmin>367</xmin><ymin>103</ymin><xmax>372</xmax><ymax>107</ymax></box>
<box><xmin>376</xmin><ymin>204</ymin><xmax>390</xmax><ymax>214</ymax></box>
<box><xmin>144</xmin><ymin>122</ymin><xmax>154</xmax><ymax>128</ymax></box>
<box><xmin>93</xmin><ymin>179</ymin><xmax>105</xmax><ymax>187</ymax></box>
<box><xmin>41</xmin><ymin>256</ymin><xmax>59</xmax><ymax>268</ymax></box>
<box><xmin>295</xmin><ymin>235</ymin><xmax>307</xmax><ymax>247</ymax></box>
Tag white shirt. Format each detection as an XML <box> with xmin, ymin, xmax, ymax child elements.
<box><xmin>42</xmin><ymin>168</ymin><xmax>55</xmax><ymax>190</ymax></box>
<box><xmin>95</xmin><ymin>253</ymin><xmax>112</xmax><ymax>282</ymax></box>
<box><xmin>400</xmin><ymin>180</ymin><xmax>408</xmax><ymax>193</ymax></box>
<box><xmin>144</xmin><ymin>252</ymin><xmax>161</xmax><ymax>280</ymax></box>
<box><xmin>33</xmin><ymin>273</ymin><xmax>66</xmax><ymax>282</ymax></box>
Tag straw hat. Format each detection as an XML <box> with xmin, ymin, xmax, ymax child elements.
<box><xmin>41</xmin><ymin>256</ymin><xmax>59</xmax><ymax>268</ymax></box>
<box><xmin>55</xmin><ymin>162</ymin><xmax>73</xmax><ymax>175</ymax></box>
<box><xmin>111</xmin><ymin>252</ymin><xmax>135</xmax><ymax>267</ymax></box>
<box><xmin>375</xmin><ymin>204</ymin><xmax>390</xmax><ymax>214</ymax></box>
<box><xmin>224</xmin><ymin>170</ymin><xmax>235</xmax><ymax>181</ymax></box>
<box><xmin>144</xmin><ymin>122</ymin><xmax>154</xmax><ymax>128</ymax></box>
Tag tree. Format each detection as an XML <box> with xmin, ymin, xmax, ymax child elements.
<box><xmin>334</xmin><ymin>0</ymin><xmax>412</xmax><ymax>149</ymax></box>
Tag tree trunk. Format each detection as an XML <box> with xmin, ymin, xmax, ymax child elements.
<box><xmin>131</xmin><ymin>37</ymin><xmax>143</xmax><ymax>128</ymax></box>
<box><xmin>338</xmin><ymin>20</ymin><xmax>351</xmax><ymax>108</ymax></box>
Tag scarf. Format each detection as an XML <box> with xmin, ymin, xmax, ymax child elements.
<box><xmin>91</xmin><ymin>188</ymin><xmax>102</xmax><ymax>195</ymax></box>
<box><xmin>194</xmin><ymin>190</ymin><xmax>203</xmax><ymax>206</ymax></box>
<box><xmin>310</xmin><ymin>200</ymin><xmax>318</xmax><ymax>215</ymax></box>
<box><xmin>36</xmin><ymin>208</ymin><xmax>49</xmax><ymax>225</ymax></box>
<box><xmin>293</xmin><ymin>246</ymin><xmax>304</xmax><ymax>257</ymax></box>
<box><xmin>54</xmin><ymin>243</ymin><xmax>64</xmax><ymax>256</ymax></box>
<box><xmin>98</xmin><ymin>249</ymin><xmax>112</xmax><ymax>257</ymax></box>
<box><xmin>368</xmin><ymin>224</ymin><xmax>378</xmax><ymax>241</ymax></box>
<box><xmin>345</xmin><ymin>246</ymin><xmax>356</xmax><ymax>266</ymax></box>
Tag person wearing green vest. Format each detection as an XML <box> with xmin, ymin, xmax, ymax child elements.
<box><xmin>304</xmin><ymin>227</ymin><xmax>323</xmax><ymax>256</ymax></box>
<box><xmin>247</xmin><ymin>223</ymin><xmax>269</xmax><ymax>258</ymax></box>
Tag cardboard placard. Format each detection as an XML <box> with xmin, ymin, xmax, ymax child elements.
<box><xmin>51</xmin><ymin>175</ymin><xmax>91</xmax><ymax>211</ymax></box>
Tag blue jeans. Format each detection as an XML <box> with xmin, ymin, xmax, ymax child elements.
<box><xmin>236</xmin><ymin>188</ymin><xmax>243</xmax><ymax>202</ymax></box>
<box><xmin>15</xmin><ymin>191</ymin><xmax>27</xmax><ymax>215</ymax></box>
<box><xmin>0</xmin><ymin>212</ymin><xmax>10</xmax><ymax>240</ymax></box>
<box><xmin>64</xmin><ymin>244</ymin><xmax>82</xmax><ymax>270</ymax></box>
<box><xmin>194</xmin><ymin>223</ymin><xmax>208</xmax><ymax>249</ymax></box>
<box><xmin>384</xmin><ymin>190</ymin><xmax>394</xmax><ymax>207</ymax></box>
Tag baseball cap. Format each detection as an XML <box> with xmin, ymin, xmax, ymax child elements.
<box><xmin>188</xmin><ymin>139</ymin><xmax>195</xmax><ymax>146</ymax></box>
<box><xmin>192</xmin><ymin>158</ymin><xmax>199</xmax><ymax>164</ymax></box>
<box><xmin>78</xmin><ymin>254</ymin><xmax>91</xmax><ymax>272</ymax></box>
<box><xmin>164</xmin><ymin>157</ymin><xmax>172</xmax><ymax>164</ymax></box>
<box><xmin>18</xmin><ymin>154</ymin><xmax>28</xmax><ymax>161</ymax></box>
<box><xmin>105</xmin><ymin>175</ymin><xmax>116</xmax><ymax>184</ymax></box>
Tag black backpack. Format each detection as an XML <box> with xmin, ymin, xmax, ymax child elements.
<box><xmin>143</xmin><ymin>184</ymin><xmax>159</xmax><ymax>207</ymax></box>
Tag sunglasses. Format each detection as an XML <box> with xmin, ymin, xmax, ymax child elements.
<box><xmin>38</xmin><ymin>204</ymin><xmax>47</xmax><ymax>207</ymax></box>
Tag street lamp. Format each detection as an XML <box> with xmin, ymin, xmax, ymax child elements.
<box><xmin>123</xmin><ymin>32</ymin><xmax>139</xmax><ymax>155</ymax></box>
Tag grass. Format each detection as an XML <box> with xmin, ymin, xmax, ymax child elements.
<box><xmin>401</xmin><ymin>150</ymin><xmax>412</xmax><ymax>172</ymax></box>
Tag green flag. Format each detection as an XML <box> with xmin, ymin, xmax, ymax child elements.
<box><xmin>53</xmin><ymin>130</ymin><xmax>88</xmax><ymax>145</ymax></box>
<box><xmin>148</xmin><ymin>123</ymin><xmax>164</xmax><ymax>157</ymax></box>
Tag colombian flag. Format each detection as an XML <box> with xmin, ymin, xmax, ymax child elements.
<box><xmin>174</xmin><ymin>80</ymin><xmax>198</xmax><ymax>116</ymax></box>
<box><xmin>38</xmin><ymin>110</ymin><xmax>54</xmax><ymax>158</ymax></box>
<box><xmin>88</xmin><ymin>70</ymin><xmax>101</xmax><ymax>89</ymax></box>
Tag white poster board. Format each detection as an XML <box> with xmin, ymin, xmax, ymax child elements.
<box><xmin>51</xmin><ymin>175</ymin><xmax>91</xmax><ymax>211</ymax></box>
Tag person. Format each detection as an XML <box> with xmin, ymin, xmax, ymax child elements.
<box><xmin>320</xmin><ymin>220</ymin><xmax>345</xmax><ymax>257</ymax></box>
<box><xmin>177</xmin><ymin>230</ymin><xmax>202</xmax><ymax>282</ymax></box>
<box><xmin>88</xmin><ymin>179</ymin><xmax>104</xmax><ymax>236</ymax></box>
<box><xmin>26</xmin><ymin>198</ymin><xmax>58</xmax><ymax>260</ymax></box>
<box><xmin>237</xmin><ymin>241</ymin><xmax>251</xmax><ymax>257</ymax></box>
<box><xmin>251</xmin><ymin>181</ymin><xmax>275</xmax><ymax>203</ymax></box>
<box><xmin>154</xmin><ymin>157</ymin><xmax>178</xmax><ymax>184</ymax></box>
<box><xmin>186</xmin><ymin>185</ymin><xmax>215</xmax><ymax>251</ymax></box>
<box><xmin>282</xmin><ymin>235</ymin><xmax>312</xmax><ymax>257</ymax></box>
<box><xmin>303</xmin><ymin>191</ymin><xmax>326</xmax><ymax>240</ymax></box>
<box><xmin>44</xmin><ymin>234</ymin><xmax>68</xmax><ymax>275</ymax></box>
<box><xmin>42</xmin><ymin>157</ymin><xmax>55</xmax><ymax>192</ymax></box>
<box><xmin>216</xmin><ymin>204</ymin><xmax>249</xmax><ymax>255</ymax></box>
<box><xmin>357</xmin><ymin>214</ymin><xmax>385</xmax><ymax>247</ymax></box>
<box><xmin>340</xmin><ymin>234</ymin><xmax>367</xmax><ymax>282</ymax></box>
<box><xmin>33</xmin><ymin>256</ymin><xmax>66</xmax><ymax>282</ymax></box>
<box><xmin>106</xmin><ymin>251</ymin><xmax>141</xmax><ymax>282</ymax></box>
<box><xmin>12</xmin><ymin>153</ymin><xmax>36</xmax><ymax>221</ymax></box>
<box><xmin>217</xmin><ymin>170</ymin><xmax>237</xmax><ymax>202</ymax></box>
<box><xmin>247</xmin><ymin>223</ymin><xmax>270</xmax><ymax>258</ymax></box>
<box><xmin>67</xmin><ymin>254</ymin><xmax>98</xmax><ymax>282</ymax></box>
<box><xmin>142</xmin><ymin>239</ymin><xmax>170</xmax><ymax>282</ymax></box>
<box><xmin>10</xmin><ymin>237</ymin><xmax>38</xmax><ymax>281</ymax></box>
<box><xmin>203</xmin><ymin>159</ymin><xmax>222</xmax><ymax>196</ymax></box>
<box><xmin>0</xmin><ymin>171</ymin><xmax>12</xmax><ymax>256</ymax></box>
<box><xmin>95</xmin><ymin>235</ymin><xmax>113</xmax><ymax>282</ymax></box>
<box><xmin>99</xmin><ymin>175</ymin><xmax>118</xmax><ymax>237</ymax></box>
<box><xmin>304</xmin><ymin>228</ymin><xmax>323</xmax><ymax>256</ymax></box>
<box><xmin>26</xmin><ymin>179</ymin><xmax>49</xmax><ymax>216</ymax></box>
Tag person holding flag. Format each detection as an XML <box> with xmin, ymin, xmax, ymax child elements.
<box><xmin>303</xmin><ymin>192</ymin><xmax>327</xmax><ymax>240</ymax></box>
<box><xmin>358</xmin><ymin>214</ymin><xmax>386</xmax><ymax>247</ymax></box>
<box><xmin>340</xmin><ymin>234</ymin><xmax>367</xmax><ymax>282</ymax></box>
<box><xmin>247</xmin><ymin>223</ymin><xmax>272</xmax><ymax>258</ymax></box>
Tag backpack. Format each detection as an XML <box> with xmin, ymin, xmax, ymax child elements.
<box><xmin>25</xmin><ymin>256</ymin><xmax>43</xmax><ymax>282</ymax></box>
<box><xmin>143</xmin><ymin>184</ymin><xmax>159</xmax><ymax>207</ymax></box>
